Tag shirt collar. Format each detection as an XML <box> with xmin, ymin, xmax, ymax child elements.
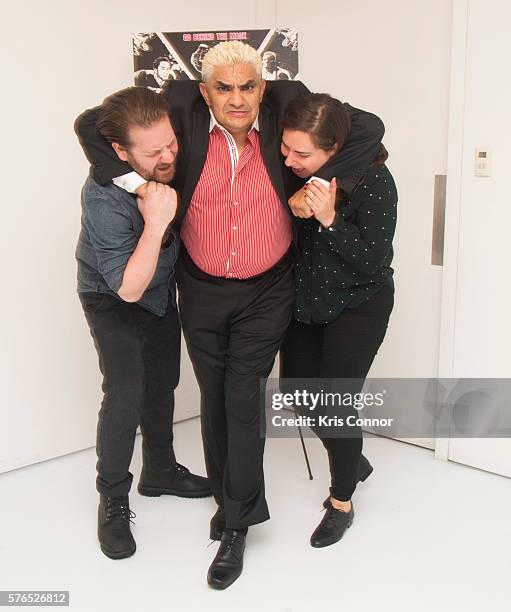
<box><xmin>208</xmin><ymin>109</ymin><xmax>259</xmax><ymax>134</ymax></box>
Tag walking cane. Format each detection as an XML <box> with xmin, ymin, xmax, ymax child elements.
<box><xmin>294</xmin><ymin>407</ymin><xmax>313</xmax><ymax>480</ymax></box>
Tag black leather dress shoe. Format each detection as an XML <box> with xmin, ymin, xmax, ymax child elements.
<box><xmin>207</xmin><ymin>529</ymin><xmax>246</xmax><ymax>590</ymax></box>
<box><xmin>210</xmin><ymin>507</ymin><xmax>225</xmax><ymax>541</ymax></box>
<box><xmin>310</xmin><ymin>501</ymin><xmax>354</xmax><ymax>548</ymax></box>
<box><xmin>323</xmin><ymin>454</ymin><xmax>373</xmax><ymax>508</ymax></box>
<box><xmin>138</xmin><ymin>462</ymin><xmax>211</xmax><ymax>498</ymax></box>
<box><xmin>98</xmin><ymin>494</ymin><xmax>136</xmax><ymax>559</ymax></box>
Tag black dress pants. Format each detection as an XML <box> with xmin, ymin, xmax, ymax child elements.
<box><xmin>280</xmin><ymin>286</ymin><xmax>394</xmax><ymax>501</ymax></box>
<box><xmin>176</xmin><ymin>248</ymin><xmax>295</xmax><ymax>529</ymax></box>
<box><xmin>79</xmin><ymin>291</ymin><xmax>181</xmax><ymax>497</ymax></box>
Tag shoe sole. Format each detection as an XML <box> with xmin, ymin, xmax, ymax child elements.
<box><xmin>137</xmin><ymin>484</ymin><xmax>211</xmax><ymax>498</ymax></box>
<box><xmin>207</xmin><ymin>568</ymin><xmax>243</xmax><ymax>590</ymax></box>
<box><xmin>207</xmin><ymin>577</ymin><xmax>241</xmax><ymax>590</ymax></box>
<box><xmin>100</xmin><ymin>543</ymin><xmax>136</xmax><ymax>560</ymax></box>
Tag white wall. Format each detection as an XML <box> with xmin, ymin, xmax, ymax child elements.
<box><xmin>276</xmin><ymin>0</ymin><xmax>453</xmax><ymax>378</ymax></box>
<box><xmin>0</xmin><ymin>0</ymin><xmax>454</xmax><ymax>471</ymax></box>
<box><xmin>5</xmin><ymin>1</ymin><xmax>506</xmax><ymax>476</ymax></box>
<box><xmin>0</xmin><ymin>0</ymin><xmax>260</xmax><ymax>472</ymax></box>
<box><xmin>439</xmin><ymin>0</ymin><xmax>511</xmax><ymax>476</ymax></box>
<box><xmin>450</xmin><ymin>0</ymin><xmax>511</xmax><ymax>378</ymax></box>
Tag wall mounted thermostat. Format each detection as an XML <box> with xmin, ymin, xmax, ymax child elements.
<box><xmin>475</xmin><ymin>148</ymin><xmax>492</xmax><ymax>177</ymax></box>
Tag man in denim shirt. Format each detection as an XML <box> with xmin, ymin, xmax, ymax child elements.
<box><xmin>76</xmin><ymin>87</ymin><xmax>210</xmax><ymax>560</ymax></box>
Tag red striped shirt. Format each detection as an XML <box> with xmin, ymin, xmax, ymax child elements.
<box><xmin>180</xmin><ymin>122</ymin><xmax>292</xmax><ymax>279</ymax></box>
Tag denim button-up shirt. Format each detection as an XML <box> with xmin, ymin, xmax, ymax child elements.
<box><xmin>76</xmin><ymin>177</ymin><xmax>179</xmax><ymax>317</ymax></box>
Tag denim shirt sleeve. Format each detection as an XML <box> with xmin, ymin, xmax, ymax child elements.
<box><xmin>82</xmin><ymin>195</ymin><xmax>137</xmax><ymax>293</ymax></box>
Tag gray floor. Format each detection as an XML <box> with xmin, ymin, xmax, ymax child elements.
<box><xmin>1</xmin><ymin>418</ymin><xmax>509</xmax><ymax>612</ymax></box>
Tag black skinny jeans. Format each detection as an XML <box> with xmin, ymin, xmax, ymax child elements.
<box><xmin>79</xmin><ymin>291</ymin><xmax>181</xmax><ymax>497</ymax></box>
<box><xmin>280</xmin><ymin>285</ymin><xmax>394</xmax><ymax>501</ymax></box>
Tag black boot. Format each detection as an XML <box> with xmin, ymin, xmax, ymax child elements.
<box><xmin>98</xmin><ymin>495</ymin><xmax>136</xmax><ymax>559</ymax></box>
<box><xmin>323</xmin><ymin>454</ymin><xmax>373</xmax><ymax>508</ymax></box>
<box><xmin>210</xmin><ymin>507</ymin><xmax>225</xmax><ymax>541</ymax></box>
<box><xmin>138</xmin><ymin>462</ymin><xmax>211</xmax><ymax>498</ymax></box>
<box><xmin>207</xmin><ymin>529</ymin><xmax>246</xmax><ymax>590</ymax></box>
<box><xmin>311</xmin><ymin>501</ymin><xmax>354</xmax><ymax>548</ymax></box>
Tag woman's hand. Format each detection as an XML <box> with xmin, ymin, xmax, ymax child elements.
<box><xmin>288</xmin><ymin>186</ymin><xmax>314</xmax><ymax>218</ymax></box>
<box><xmin>305</xmin><ymin>178</ymin><xmax>337</xmax><ymax>227</ymax></box>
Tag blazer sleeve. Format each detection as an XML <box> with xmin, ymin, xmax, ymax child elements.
<box><xmin>74</xmin><ymin>107</ymin><xmax>131</xmax><ymax>186</ymax></box>
<box><xmin>263</xmin><ymin>80</ymin><xmax>311</xmax><ymax>126</ymax></box>
<box><xmin>74</xmin><ymin>81</ymin><xmax>200</xmax><ymax>187</ymax></box>
<box><xmin>314</xmin><ymin>103</ymin><xmax>385</xmax><ymax>194</ymax></box>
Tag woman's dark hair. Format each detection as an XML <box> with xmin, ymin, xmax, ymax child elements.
<box><xmin>282</xmin><ymin>93</ymin><xmax>389</xmax><ymax>168</ymax></box>
<box><xmin>97</xmin><ymin>86</ymin><xmax>170</xmax><ymax>149</ymax></box>
<box><xmin>372</xmin><ymin>143</ymin><xmax>389</xmax><ymax>165</ymax></box>
<box><xmin>281</xmin><ymin>93</ymin><xmax>352</xmax><ymax>152</ymax></box>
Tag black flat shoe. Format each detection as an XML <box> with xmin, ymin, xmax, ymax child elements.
<box><xmin>210</xmin><ymin>507</ymin><xmax>225</xmax><ymax>541</ymax></box>
<box><xmin>311</xmin><ymin>501</ymin><xmax>354</xmax><ymax>548</ymax></box>
<box><xmin>138</xmin><ymin>462</ymin><xmax>211</xmax><ymax>498</ymax></box>
<box><xmin>98</xmin><ymin>495</ymin><xmax>136</xmax><ymax>559</ymax></box>
<box><xmin>323</xmin><ymin>454</ymin><xmax>373</xmax><ymax>508</ymax></box>
<box><xmin>207</xmin><ymin>529</ymin><xmax>246</xmax><ymax>590</ymax></box>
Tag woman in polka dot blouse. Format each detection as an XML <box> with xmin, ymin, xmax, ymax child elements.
<box><xmin>279</xmin><ymin>93</ymin><xmax>397</xmax><ymax>548</ymax></box>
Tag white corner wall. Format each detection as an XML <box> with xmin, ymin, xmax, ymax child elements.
<box><xmin>439</xmin><ymin>0</ymin><xmax>511</xmax><ymax>477</ymax></box>
<box><xmin>450</xmin><ymin>0</ymin><xmax>511</xmax><ymax>378</ymax></box>
<box><xmin>275</xmin><ymin>0</ymin><xmax>453</xmax><ymax>380</ymax></box>
<box><xmin>7</xmin><ymin>1</ymin><xmax>505</xmax><ymax>477</ymax></box>
<box><xmin>1</xmin><ymin>0</ymin><xmax>454</xmax><ymax>472</ymax></box>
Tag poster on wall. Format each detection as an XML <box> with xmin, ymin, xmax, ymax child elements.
<box><xmin>132</xmin><ymin>28</ymin><xmax>299</xmax><ymax>92</ymax></box>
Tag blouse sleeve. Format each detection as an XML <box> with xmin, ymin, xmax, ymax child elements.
<box><xmin>318</xmin><ymin>166</ymin><xmax>398</xmax><ymax>275</ymax></box>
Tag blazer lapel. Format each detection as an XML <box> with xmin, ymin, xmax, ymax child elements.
<box><xmin>258</xmin><ymin>104</ymin><xmax>288</xmax><ymax>209</ymax></box>
<box><xmin>178</xmin><ymin>101</ymin><xmax>289</xmax><ymax>222</ymax></box>
<box><xmin>178</xmin><ymin>102</ymin><xmax>210</xmax><ymax>220</ymax></box>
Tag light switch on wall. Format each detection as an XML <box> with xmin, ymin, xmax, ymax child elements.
<box><xmin>475</xmin><ymin>148</ymin><xmax>492</xmax><ymax>176</ymax></box>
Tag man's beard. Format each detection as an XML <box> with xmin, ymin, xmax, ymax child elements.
<box><xmin>152</xmin><ymin>162</ymin><xmax>176</xmax><ymax>183</ymax></box>
<box><xmin>126</xmin><ymin>154</ymin><xmax>176</xmax><ymax>184</ymax></box>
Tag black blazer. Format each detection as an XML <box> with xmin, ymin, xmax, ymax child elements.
<box><xmin>75</xmin><ymin>80</ymin><xmax>384</xmax><ymax>226</ymax></box>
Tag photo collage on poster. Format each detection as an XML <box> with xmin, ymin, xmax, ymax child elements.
<box><xmin>132</xmin><ymin>28</ymin><xmax>299</xmax><ymax>92</ymax></box>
